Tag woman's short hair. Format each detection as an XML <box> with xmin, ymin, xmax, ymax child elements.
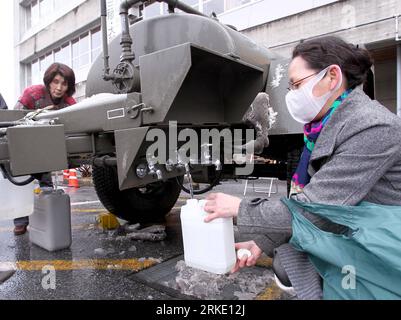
<box><xmin>43</xmin><ymin>63</ymin><xmax>76</xmax><ymax>97</ymax></box>
<box><xmin>292</xmin><ymin>36</ymin><xmax>373</xmax><ymax>90</ymax></box>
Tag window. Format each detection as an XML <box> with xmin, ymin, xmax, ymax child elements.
<box><xmin>79</xmin><ymin>34</ymin><xmax>90</xmax><ymax>68</ymax></box>
<box><xmin>54</xmin><ymin>44</ymin><xmax>70</xmax><ymax>65</ymax></box>
<box><xmin>203</xmin><ymin>0</ymin><xmax>224</xmax><ymax>16</ymax></box>
<box><xmin>39</xmin><ymin>0</ymin><xmax>53</xmax><ymax>18</ymax></box>
<box><xmin>128</xmin><ymin>5</ymin><xmax>143</xmax><ymax>24</ymax></box>
<box><xmin>72</xmin><ymin>33</ymin><xmax>90</xmax><ymax>70</ymax></box>
<box><xmin>39</xmin><ymin>53</ymin><xmax>53</xmax><ymax>74</ymax></box>
<box><xmin>31</xmin><ymin>60</ymin><xmax>40</xmax><ymax>86</ymax></box>
<box><xmin>31</xmin><ymin>0</ymin><xmax>40</xmax><ymax>27</ymax></box>
<box><xmin>182</xmin><ymin>0</ymin><xmax>199</xmax><ymax>10</ymax></box>
<box><xmin>30</xmin><ymin>52</ymin><xmax>53</xmax><ymax>86</ymax></box>
<box><xmin>25</xmin><ymin>0</ymin><xmax>69</xmax><ymax>31</ymax></box>
<box><xmin>224</xmin><ymin>0</ymin><xmax>252</xmax><ymax>11</ymax></box>
<box><xmin>72</xmin><ymin>40</ymin><xmax>79</xmax><ymax>70</ymax></box>
<box><xmin>54</xmin><ymin>0</ymin><xmax>67</xmax><ymax>10</ymax></box>
<box><xmin>27</xmin><ymin>27</ymin><xmax>101</xmax><ymax>85</ymax></box>
<box><xmin>183</xmin><ymin>0</ymin><xmax>199</xmax><ymax>5</ymax></box>
<box><xmin>91</xmin><ymin>27</ymin><xmax>102</xmax><ymax>62</ymax></box>
<box><xmin>143</xmin><ymin>2</ymin><xmax>161</xmax><ymax>18</ymax></box>
<box><xmin>25</xmin><ymin>5</ymin><xmax>32</xmax><ymax>30</ymax></box>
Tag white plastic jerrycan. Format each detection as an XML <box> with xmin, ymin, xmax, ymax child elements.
<box><xmin>0</xmin><ymin>174</ymin><xmax>34</xmax><ymax>221</ymax></box>
<box><xmin>180</xmin><ymin>199</ymin><xmax>236</xmax><ymax>274</ymax></box>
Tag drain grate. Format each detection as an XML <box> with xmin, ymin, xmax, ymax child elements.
<box><xmin>128</xmin><ymin>255</ymin><xmax>197</xmax><ymax>300</ymax></box>
<box><xmin>128</xmin><ymin>255</ymin><xmax>291</xmax><ymax>300</ymax></box>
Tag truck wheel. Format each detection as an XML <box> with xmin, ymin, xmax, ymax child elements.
<box><xmin>92</xmin><ymin>166</ymin><xmax>182</xmax><ymax>223</ymax></box>
<box><xmin>286</xmin><ymin>147</ymin><xmax>302</xmax><ymax>197</ymax></box>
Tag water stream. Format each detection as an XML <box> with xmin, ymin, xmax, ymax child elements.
<box><xmin>184</xmin><ymin>164</ymin><xmax>194</xmax><ymax>199</ymax></box>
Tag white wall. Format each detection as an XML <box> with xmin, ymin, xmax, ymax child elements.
<box><xmin>243</xmin><ymin>0</ymin><xmax>401</xmax><ymax>58</ymax></box>
<box><xmin>218</xmin><ymin>0</ymin><xmax>339</xmax><ymax>31</ymax></box>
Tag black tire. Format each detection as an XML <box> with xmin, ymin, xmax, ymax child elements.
<box><xmin>287</xmin><ymin>147</ymin><xmax>302</xmax><ymax>197</ymax></box>
<box><xmin>92</xmin><ymin>166</ymin><xmax>182</xmax><ymax>223</ymax></box>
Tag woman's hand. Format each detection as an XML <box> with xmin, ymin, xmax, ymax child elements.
<box><xmin>203</xmin><ymin>193</ymin><xmax>242</xmax><ymax>222</ymax></box>
<box><xmin>231</xmin><ymin>241</ymin><xmax>263</xmax><ymax>273</ymax></box>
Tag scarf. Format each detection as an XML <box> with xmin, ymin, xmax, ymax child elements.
<box><xmin>290</xmin><ymin>90</ymin><xmax>352</xmax><ymax>195</ymax></box>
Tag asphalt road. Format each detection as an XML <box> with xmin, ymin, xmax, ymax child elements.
<box><xmin>0</xmin><ymin>178</ymin><xmax>291</xmax><ymax>300</ymax></box>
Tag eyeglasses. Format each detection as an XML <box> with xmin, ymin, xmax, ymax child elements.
<box><xmin>287</xmin><ymin>72</ymin><xmax>319</xmax><ymax>91</ymax></box>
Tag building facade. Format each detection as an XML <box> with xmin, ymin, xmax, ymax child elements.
<box><xmin>14</xmin><ymin>0</ymin><xmax>101</xmax><ymax>103</ymax></box>
<box><xmin>14</xmin><ymin>0</ymin><xmax>401</xmax><ymax>114</ymax></box>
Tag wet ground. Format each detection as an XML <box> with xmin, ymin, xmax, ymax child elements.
<box><xmin>0</xmin><ymin>178</ymin><xmax>293</xmax><ymax>300</ymax></box>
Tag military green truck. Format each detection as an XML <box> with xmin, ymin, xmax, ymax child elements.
<box><xmin>0</xmin><ymin>0</ymin><xmax>305</xmax><ymax>223</ymax></box>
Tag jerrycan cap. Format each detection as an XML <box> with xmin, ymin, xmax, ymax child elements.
<box><xmin>41</xmin><ymin>187</ymin><xmax>54</xmax><ymax>194</ymax></box>
<box><xmin>34</xmin><ymin>187</ymin><xmax>64</xmax><ymax>195</ymax></box>
<box><xmin>34</xmin><ymin>187</ymin><xmax>53</xmax><ymax>195</ymax></box>
<box><xmin>237</xmin><ymin>249</ymin><xmax>252</xmax><ymax>260</ymax></box>
<box><xmin>185</xmin><ymin>199</ymin><xmax>209</xmax><ymax>217</ymax></box>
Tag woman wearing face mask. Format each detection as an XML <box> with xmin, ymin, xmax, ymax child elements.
<box><xmin>13</xmin><ymin>62</ymin><xmax>76</xmax><ymax>236</ymax></box>
<box><xmin>203</xmin><ymin>36</ymin><xmax>401</xmax><ymax>299</ymax></box>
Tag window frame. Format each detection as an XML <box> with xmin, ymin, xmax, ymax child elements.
<box><xmin>26</xmin><ymin>27</ymin><xmax>102</xmax><ymax>86</ymax></box>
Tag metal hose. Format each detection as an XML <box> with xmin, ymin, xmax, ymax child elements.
<box><xmin>0</xmin><ymin>164</ymin><xmax>35</xmax><ymax>186</ymax></box>
<box><xmin>0</xmin><ymin>121</ymin><xmax>18</xmax><ymax>128</ymax></box>
<box><xmin>176</xmin><ymin>167</ymin><xmax>223</xmax><ymax>195</ymax></box>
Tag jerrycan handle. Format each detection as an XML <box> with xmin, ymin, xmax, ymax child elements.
<box><xmin>186</xmin><ymin>199</ymin><xmax>198</xmax><ymax>207</ymax></box>
<box><xmin>199</xmin><ymin>199</ymin><xmax>207</xmax><ymax>210</ymax></box>
<box><xmin>199</xmin><ymin>200</ymin><xmax>208</xmax><ymax>217</ymax></box>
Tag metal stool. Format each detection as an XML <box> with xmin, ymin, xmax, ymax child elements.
<box><xmin>243</xmin><ymin>177</ymin><xmax>278</xmax><ymax>197</ymax></box>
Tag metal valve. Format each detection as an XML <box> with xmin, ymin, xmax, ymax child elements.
<box><xmin>214</xmin><ymin>159</ymin><xmax>222</xmax><ymax>171</ymax></box>
<box><xmin>147</xmin><ymin>156</ymin><xmax>163</xmax><ymax>180</ymax></box>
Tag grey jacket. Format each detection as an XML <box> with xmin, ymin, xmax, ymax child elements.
<box><xmin>236</xmin><ymin>89</ymin><xmax>401</xmax><ymax>298</ymax></box>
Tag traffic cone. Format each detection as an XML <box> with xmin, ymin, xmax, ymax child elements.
<box><xmin>63</xmin><ymin>170</ymin><xmax>70</xmax><ymax>184</ymax></box>
<box><xmin>68</xmin><ymin>169</ymin><xmax>79</xmax><ymax>188</ymax></box>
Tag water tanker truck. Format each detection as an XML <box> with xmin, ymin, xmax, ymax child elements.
<box><xmin>0</xmin><ymin>0</ymin><xmax>305</xmax><ymax>223</ymax></box>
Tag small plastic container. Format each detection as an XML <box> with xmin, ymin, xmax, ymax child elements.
<box><xmin>29</xmin><ymin>188</ymin><xmax>71</xmax><ymax>252</ymax></box>
<box><xmin>180</xmin><ymin>199</ymin><xmax>236</xmax><ymax>274</ymax></box>
<box><xmin>0</xmin><ymin>174</ymin><xmax>34</xmax><ymax>221</ymax></box>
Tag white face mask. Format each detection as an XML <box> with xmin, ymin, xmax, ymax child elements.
<box><xmin>285</xmin><ymin>66</ymin><xmax>343</xmax><ymax>124</ymax></box>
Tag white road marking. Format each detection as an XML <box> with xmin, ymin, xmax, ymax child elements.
<box><xmin>71</xmin><ymin>200</ymin><xmax>101</xmax><ymax>206</ymax></box>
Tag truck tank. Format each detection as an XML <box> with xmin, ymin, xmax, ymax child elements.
<box><xmin>86</xmin><ymin>13</ymin><xmax>272</xmax><ymax>97</ymax></box>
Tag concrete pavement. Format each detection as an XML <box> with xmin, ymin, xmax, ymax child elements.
<box><xmin>0</xmin><ymin>178</ymin><xmax>291</xmax><ymax>300</ymax></box>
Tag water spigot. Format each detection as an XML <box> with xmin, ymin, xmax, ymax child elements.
<box><xmin>184</xmin><ymin>162</ymin><xmax>190</xmax><ymax>174</ymax></box>
<box><xmin>176</xmin><ymin>154</ymin><xmax>187</xmax><ymax>170</ymax></box>
<box><xmin>165</xmin><ymin>159</ymin><xmax>175</xmax><ymax>172</ymax></box>
<box><xmin>155</xmin><ymin>169</ymin><xmax>163</xmax><ymax>180</ymax></box>
<box><xmin>214</xmin><ymin>159</ymin><xmax>222</xmax><ymax>171</ymax></box>
<box><xmin>147</xmin><ymin>156</ymin><xmax>163</xmax><ymax>180</ymax></box>
<box><xmin>201</xmin><ymin>143</ymin><xmax>212</xmax><ymax>164</ymax></box>
<box><xmin>148</xmin><ymin>165</ymin><xmax>163</xmax><ymax>180</ymax></box>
